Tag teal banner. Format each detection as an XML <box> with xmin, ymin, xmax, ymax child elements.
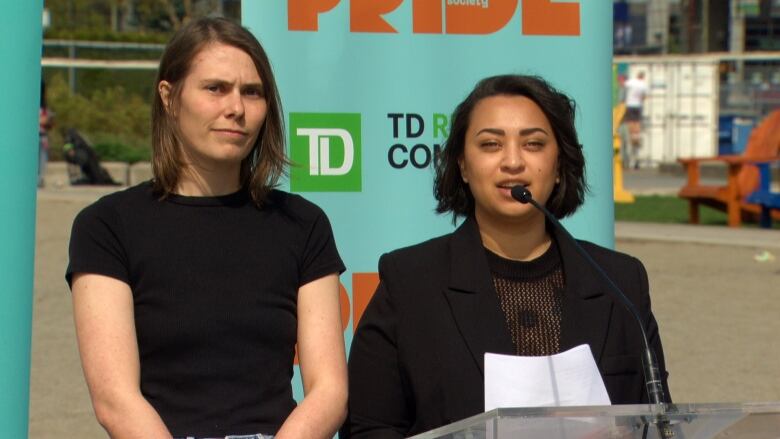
<box><xmin>0</xmin><ymin>1</ymin><xmax>43</xmax><ymax>436</ymax></box>
<box><xmin>243</xmin><ymin>0</ymin><xmax>612</xmax><ymax>399</ymax></box>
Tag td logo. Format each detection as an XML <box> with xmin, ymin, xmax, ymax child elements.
<box><xmin>289</xmin><ymin>113</ymin><xmax>362</xmax><ymax>192</ymax></box>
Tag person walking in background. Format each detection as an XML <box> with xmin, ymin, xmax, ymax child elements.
<box><xmin>38</xmin><ymin>80</ymin><xmax>53</xmax><ymax>188</ymax></box>
<box><xmin>623</xmin><ymin>71</ymin><xmax>648</xmax><ymax>169</ymax></box>
<box><xmin>67</xmin><ymin>17</ymin><xmax>347</xmax><ymax>439</ymax></box>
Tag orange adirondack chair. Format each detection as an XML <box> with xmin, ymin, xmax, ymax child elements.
<box><xmin>678</xmin><ymin>109</ymin><xmax>780</xmax><ymax>227</ymax></box>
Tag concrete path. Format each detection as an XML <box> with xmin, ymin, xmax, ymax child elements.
<box><xmin>617</xmin><ymin>221</ymin><xmax>780</xmax><ymax>249</ymax></box>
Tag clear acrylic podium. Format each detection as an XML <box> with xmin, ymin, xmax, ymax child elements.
<box><xmin>408</xmin><ymin>402</ymin><xmax>780</xmax><ymax>439</ymax></box>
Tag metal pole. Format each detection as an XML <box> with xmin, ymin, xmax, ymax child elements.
<box><xmin>111</xmin><ymin>1</ymin><xmax>118</xmax><ymax>31</ymax></box>
<box><xmin>0</xmin><ymin>1</ymin><xmax>43</xmax><ymax>436</ymax></box>
<box><xmin>702</xmin><ymin>0</ymin><xmax>710</xmax><ymax>52</ymax></box>
<box><xmin>686</xmin><ymin>0</ymin><xmax>695</xmax><ymax>52</ymax></box>
<box><xmin>68</xmin><ymin>43</ymin><xmax>76</xmax><ymax>93</ymax></box>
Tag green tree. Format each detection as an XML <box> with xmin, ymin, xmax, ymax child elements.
<box><xmin>47</xmin><ymin>73</ymin><xmax>151</xmax><ymax>163</ymax></box>
<box><xmin>45</xmin><ymin>0</ymin><xmax>114</xmax><ymax>32</ymax></box>
<box><xmin>45</xmin><ymin>0</ymin><xmax>230</xmax><ymax>35</ymax></box>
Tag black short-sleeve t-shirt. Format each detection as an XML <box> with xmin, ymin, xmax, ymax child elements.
<box><xmin>66</xmin><ymin>182</ymin><xmax>345</xmax><ymax>437</ymax></box>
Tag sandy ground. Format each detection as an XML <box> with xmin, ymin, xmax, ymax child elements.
<box><xmin>28</xmin><ymin>190</ymin><xmax>780</xmax><ymax>438</ymax></box>
<box><xmin>30</xmin><ymin>194</ymin><xmax>104</xmax><ymax>438</ymax></box>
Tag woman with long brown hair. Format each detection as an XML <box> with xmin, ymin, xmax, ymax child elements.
<box><xmin>67</xmin><ymin>18</ymin><xmax>347</xmax><ymax>439</ymax></box>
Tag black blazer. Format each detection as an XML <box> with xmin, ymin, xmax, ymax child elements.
<box><xmin>342</xmin><ymin>218</ymin><xmax>670</xmax><ymax>438</ymax></box>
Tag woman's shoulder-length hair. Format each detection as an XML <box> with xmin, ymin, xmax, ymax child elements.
<box><xmin>434</xmin><ymin>74</ymin><xmax>588</xmax><ymax>220</ymax></box>
<box><xmin>151</xmin><ymin>17</ymin><xmax>287</xmax><ymax>206</ymax></box>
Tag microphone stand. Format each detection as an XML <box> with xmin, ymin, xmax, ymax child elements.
<box><xmin>510</xmin><ymin>185</ymin><xmax>673</xmax><ymax>439</ymax></box>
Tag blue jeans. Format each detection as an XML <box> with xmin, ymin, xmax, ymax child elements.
<box><xmin>38</xmin><ymin>139</ymin><xmax>48</xmax><ymax>187</ymax></box>
<box><xmin>178</xmin><ymin>435</ymin><xmax>274</xmax><ymax>439</ymax></box>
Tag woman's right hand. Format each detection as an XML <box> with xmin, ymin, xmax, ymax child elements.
<box><xmin>71</xmin><ymin>273</ymin><xmax>172</xmax><ymax>439</ymax></box>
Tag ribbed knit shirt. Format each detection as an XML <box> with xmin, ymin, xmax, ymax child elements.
<box><xmin>485</xmin><ymin>241</ymin><xmax>564</xmax><ymax>356</ymax></box>
<box><xmin>66</xmin><ymin>182</ymin><xmax>345</xmax><ymax>437</ymax></box>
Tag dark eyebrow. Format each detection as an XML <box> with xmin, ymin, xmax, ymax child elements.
<box><xmin>476</xmin><ymin>128</ymin><xmax>505</xmax><ymax>136</ymax></box>
<box><xmin>475</xmin><ymin>127</ymin><xmax>549</xmax><ymax>137</ymax></box>
<box><xmin>519</xmin><ymin>127</ymin><xmax>549</xmax><ymax>136</ymax></box>
<box><xmin>241</xmin><ymin>82</ymin><xmax>264</xmax><ymax>89</ymax></box>
<box><xmin>199</xmin><ymin>79</ymin><xmax>231</xmax><ymax>86</ymax></box>
<box><xmin>198</xmin><ymin>79</ymin><xmax>264</xmax><ymax>89</ymax></box>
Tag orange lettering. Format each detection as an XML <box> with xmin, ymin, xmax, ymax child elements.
<box><xmin>413</xmin><ymin>0</ymin><xmax>443</xmax><ymax>34</ymax></box>
<box><xmin>288</xmin><ymin>0</ymin><xmax>341</xmax><ymax>31</ymax></box>
<box><xmin>338</xmin><ymin>282</ymin><xmax>350</xmax><ymax>330</ymax></box>
<box><xmin>446</xmin><ymin>0</ymin><xmax>516</xmax><ymax>34</ymax></box>
<box><xmin>351</xmin><ymin>272</ymin><xmax>380</xmax><ymax>330</ymax></box>
<box><xmin>350</xmin><ymin>0</ymin><xmax>404</xmax><ymax>33</ymax></box>
<box><xmin>522</xmin><ymin>0</ymin><xmax>580</xmax><ymax>36</ymax></box>
<box><xmin>296</xmin><ymin>281</ymin><xmax>355</xmax><ymax>365</ymax></box>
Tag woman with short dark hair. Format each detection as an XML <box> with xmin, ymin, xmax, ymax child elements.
<box><xmin>435</xmin><ymin>74</ymin><xmax>586</xmax><ymax>219</ymax></box>
<box><xmin>343</xmin><ymin>74</ymin><xmax>670</xmax><ymax>438</ymax></box>
<box><xmin>68</xmin><ymin>17</ymin><xmax>347</xmax><ymax>439</ymax></box>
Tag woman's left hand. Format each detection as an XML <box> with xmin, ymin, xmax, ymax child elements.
<box><xmin>276</xmin><ymin>273</ymin><xmax>348</xmax><ymax>439</ymax></box>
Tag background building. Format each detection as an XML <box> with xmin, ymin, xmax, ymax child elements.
<box><xmin>615</xmin><ymin>0</ymin><xmax>780</xmax><ymax>164</ymax></box>
<box><xmin>614</xmin><ymin>0</ymin><xmax>780</xmax><ymax>55</ymax></box>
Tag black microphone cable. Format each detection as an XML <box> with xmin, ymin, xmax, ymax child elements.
<box><xmin>510</xmin><ymin>185</ymin><xmax>674</xmax><ymax>438</ymax></box>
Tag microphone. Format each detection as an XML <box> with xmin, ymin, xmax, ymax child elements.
<box><xmin>511</xmin><ymin>185</ymin><xmax>671</xmax><ymax>433</ymax></box>
<box><xmin>511</xmin><ymin>185</ymin><xmax>534</xmax><ymax>204</ymax></box>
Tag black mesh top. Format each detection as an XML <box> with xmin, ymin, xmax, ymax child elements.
<box><xmin>485</xmin><ymin>241</ymin><xmax>564</xmax><ymax>356</ymax></box>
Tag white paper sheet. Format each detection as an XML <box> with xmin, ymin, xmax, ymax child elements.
<box><xmin>484</xmin><ymin>344</ymin><xmax>611</xmax><ymax>411</ymax></box>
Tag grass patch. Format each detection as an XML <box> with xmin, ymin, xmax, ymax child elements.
<box><xmin>614</xmin><ymin>195</ymin><xmax>780</xmax><ymax>229</ymax></box>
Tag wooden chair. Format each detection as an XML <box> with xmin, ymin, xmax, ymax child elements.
<box><xmin>678</xmin><ymin>109</ymin><xmax>780</xmax><ymax>227</ymax></box>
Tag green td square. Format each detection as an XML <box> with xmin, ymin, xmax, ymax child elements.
<box><xmin>289</xmin><ymin>113</ymin><xmax>362</xmax><ymax>192</ymax></box>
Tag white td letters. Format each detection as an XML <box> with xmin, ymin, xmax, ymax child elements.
<box><xmin>296</xmin><ymin>128</ymin><xmax>355</xmax><ymax>176</ymax></box>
